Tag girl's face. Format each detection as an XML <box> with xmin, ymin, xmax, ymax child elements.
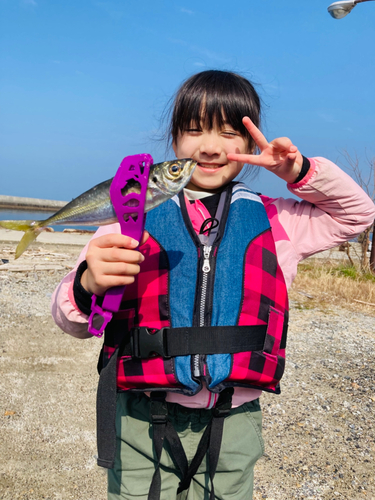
<box><xmin>173</xmin><ymin>123</ymin><xmax>250</xmax><ymax>192</ymax></box>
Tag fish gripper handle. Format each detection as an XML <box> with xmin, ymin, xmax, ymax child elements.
<box><xmin>88</xmin><ymin>153</ymin><xmax>153</xmax><ymax>337</ymax></box>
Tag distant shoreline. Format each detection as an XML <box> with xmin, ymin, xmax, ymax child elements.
<box><xmin>0</xmin><ymin>195</ymin><xmax>68</xmax><ymax>211</ymax></box>
<box><xmin>0</xmin><ymin>227</ymin><xmax>93</xmax><ymax>246</ymax></box>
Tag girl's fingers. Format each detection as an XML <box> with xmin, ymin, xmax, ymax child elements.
<box><xmin>101</xmin><ymin>261</ymin><xmax>141</xmax><ymax>276</ymax></box>
<box><xmin>97</xmin><ymin>275</ymin><xmax>136</xmax><ymax>290</ymax></box>
<box><xmin>101</xmin><ymin>247</ymin><xmax>145</xmax><ymax>264</ymax></box>
<box><xmin>93</xmin><ymin>233</ymin><xmax>140</xmax><ymax>250</ymax></box>
<box><xmin>270</xmin><ymin>137</ymin><xmax>296</xmax><ymax>153</ymax></box>
<box><xmin>242</xmin><ymin>117</ymin><xmax>269</xmax><ymax>151</ymax></box>
<box><xmin>83</xmin><ymin>272</ymin><xmax>137</xmax><ymax>296</ymax></box>
<box><xmin>227</xmin><ymin>153</ymin><xmax>261</xmax><ymax>165</ymax></box>
<box><xmin>81</xmin><ymin>260</ymin><xmax>141</xmax><ymax>295</ymax></box>
<box><xmin>284</xmin><ymin>156</ymin><xmax>297</xmax><ymax>170</ymax></box>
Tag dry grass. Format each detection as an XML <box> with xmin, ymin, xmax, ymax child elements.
<box><xmin>290</xmin><ymin>258</ymin><xmax>375</xmax><ymax>316</ymax></box>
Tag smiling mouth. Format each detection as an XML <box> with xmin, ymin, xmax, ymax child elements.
<box><xmin>198</xmin><ymin>163</ymin><xmax>224</xmax><ymax>169</ymax></box>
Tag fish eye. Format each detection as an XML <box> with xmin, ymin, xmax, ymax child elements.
<box><xmin>169</xmin><ymin>163</ymin><xmax>181</xmax><ymax>176</ymax></box>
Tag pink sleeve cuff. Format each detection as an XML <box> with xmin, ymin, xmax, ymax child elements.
<box><xmin>67</xmin><ymin>278</ymin><xmax>81</xmax><ymax>312</ymax></box>
<box><xmin>287</xmin><ymin>158</ymin><xmax>316</xmax><ymax>189</ymax></box>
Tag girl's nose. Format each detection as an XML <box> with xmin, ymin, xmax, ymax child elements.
<box><xmin>199</xmin><ymin>133</ymin><xmax>221</xmax><ymax>156</ymax></box>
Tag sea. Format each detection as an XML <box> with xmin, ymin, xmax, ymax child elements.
<box><xmin>0</xmin><ymin>208</ymin><xmax>98</xmax><ymax>232</ymax></box>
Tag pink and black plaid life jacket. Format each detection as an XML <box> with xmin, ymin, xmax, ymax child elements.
<box><xmin>99</xmin><ymin>182</ymin><xmax>288</xmax><ymax>396</ymax></box>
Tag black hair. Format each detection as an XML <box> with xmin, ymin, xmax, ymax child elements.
<box><xmin>168</xmin><ymin>70</ymin><xmax>261</xmax><ymax>152</ymax></box>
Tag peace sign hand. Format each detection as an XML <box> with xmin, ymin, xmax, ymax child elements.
<box><xmin>227</xmin><ymin>117</ymin><xmax>304</xmax><ymax>184</ymax></box>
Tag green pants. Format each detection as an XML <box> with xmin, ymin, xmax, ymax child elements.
<box><xmin>108</xmin><ymin>392</ymin><xmax>264</xmax><ymax>500</ymax></box>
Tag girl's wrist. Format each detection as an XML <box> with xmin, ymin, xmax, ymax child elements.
<box><xmin>80</xmin><ymin>269</ymin><xmax>91</xmax><ymax>294</ymax></box>
<box><xmin>280</xmin><ymin>152</ymin><xmax>304</xmax><ymax>183</ymax></box>
<box><xmin>73</xmin><ymin>261</ymin><xmax>95</xmax><ymax>315</ymax></box>
<box><xmin>291</xmin><ymin>156</ymin><xmax>311</xmax><ymax>184</ymax></box>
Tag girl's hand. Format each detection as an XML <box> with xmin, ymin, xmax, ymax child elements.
<box><xmin>227</xmin><ymin>117</ymin><xmax>304</xmax><ymax>184</ymax></box>
<box><xmin>81</xmin><ymin>231</ymin><xmax>149</xmax><ymax>296</ymax></box>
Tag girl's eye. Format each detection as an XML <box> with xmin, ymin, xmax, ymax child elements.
<box><xmin>222</xmin><ymin>131</ymin><xmax>238</xmax><ymax>137</ymax></box>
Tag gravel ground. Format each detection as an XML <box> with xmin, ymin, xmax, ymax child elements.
<box><xmin>0</xmin><ymin>240</ymin><xmax>374</xmax><ymax>500</ymax></box>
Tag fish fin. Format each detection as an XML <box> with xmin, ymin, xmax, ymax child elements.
<box><xmin>0</xmin><ymin>220</ymin><xmax>43</xmax><ymax>259</ymax></box>
<box><xmin>0</xmin><ymin>220</ymin><xmax>34</xmax><ymax>232</ymax></box>
<box><xmin>15</xmin><ymin>228</ymin><xmax>42</xmax><ymax>259</ymax></box>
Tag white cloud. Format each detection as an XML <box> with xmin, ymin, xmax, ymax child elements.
<box><xmin>167</xmin><ymin>38</ymin><xmax>231</xmax><ymax>65</ymax></box>
<box><xmin>317</xmin><ymin>112</ymin><xmax>337</xmax><ymax>124</ymax></box>
<box><xmin>180</xmin><ymin>7</ymin><xmax>194</xmax><ymax>15</ymax></box>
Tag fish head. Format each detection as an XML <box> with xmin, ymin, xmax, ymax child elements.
<box><xmin>147</xmin><ymin>158</ymin><xmax>197</xmax><ymax>201</ymax></box>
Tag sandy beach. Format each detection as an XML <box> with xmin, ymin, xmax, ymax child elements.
<box><xmin>0</xmin><ymin>229</ymin><xmax>374</xmax><ymax>499</ymax></box>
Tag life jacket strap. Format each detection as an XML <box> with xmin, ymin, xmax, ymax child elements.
<box><xmin>148</xmin><ymin>392</ymin><xmax>167</xmax><ymax>500</ymax></box>
<box><xmin>148</xmin><ymin>391</ymin><xmax>188</xmax><ymax>500</ymax></box>
<box><xmin>176</xmin><ymin>387</ymin><xmax>234</xmax><ymax>499</ymax></box>
<box><xmin>148</xmin><ymin>389</ymin><xmax>234</xmax><ymax>500</ymax></box>
<box><xmin>96</xmin><ymin>345</ymin><xmax>119</xmax><ymax>469</ymax></box>
<box><xmin>96</xmin><ymin>333</ymin><xmax>133</xmax><ymax>469</ymax></box>
<box><xmin>126</xmin><ymin>324</ymin><xmax>285</xmax><ymax>360</ymax></box>
<box><xmin>207</xmin><ymin>387</ymin><xmax>234</xmax><ymax>499</ymax></box>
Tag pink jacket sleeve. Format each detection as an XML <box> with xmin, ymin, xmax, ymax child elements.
<box><xmin>262</xmin><ymin>157</ymin><xmax>375</xmax><ymax>288</ymax></box>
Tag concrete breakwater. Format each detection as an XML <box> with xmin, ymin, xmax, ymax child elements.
<box><xmin>0</xmin><ymin>194</ymin><xmax>68</xmax><ymax>211</ymax></box>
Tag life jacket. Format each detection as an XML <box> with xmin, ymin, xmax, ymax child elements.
<box><xmin>100</xmin><ymin>182</ymin><xmax>288</xmax><ymax>392</ymax></box>
<box><xmin>96</xmin><ymin>182</ymin><xmax>288</xmax><ymax>498</ymax></box>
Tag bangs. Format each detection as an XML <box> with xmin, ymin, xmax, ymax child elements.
<box><xmin>170</xmin><ymin>71</ymin><xmax>261</xmax><ymax>149</ymax></box>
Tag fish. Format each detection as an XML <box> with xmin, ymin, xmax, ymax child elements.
<box><xmin>0</xmin><ymin>158</ymin><xmax>196</xmax><ymax>259</ymax></box>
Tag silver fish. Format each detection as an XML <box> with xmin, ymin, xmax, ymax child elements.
<box><xmin>0</xmin><ymin>158</ymin><xmax>196</xmax><ymax>258</ymax></box>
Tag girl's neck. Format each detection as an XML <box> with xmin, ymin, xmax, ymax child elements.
<box><xmin>184</xmin><ymin>187</ymin><xmax>219</xmax><ymax>201</ymax></box>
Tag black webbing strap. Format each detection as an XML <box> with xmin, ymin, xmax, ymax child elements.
<box><xmin>148</xmin><ymin>392</ymin><xmax>168</xmax><ymax>500</ymax></box>
<box><xmin>148</xmin><ymin>389</ymin><xmax>233</xmax><ymax>499</ymax></box>
<box><xmin>176</xmin><ymin>423</ymin><xmax>211</xmax><ymax>494</ymax></box>
<box><xmin>177</xmin><ymin>388</ymin><xmax>234</xmax><ymax>498</ymax></box>
<box><xmin>96</xmin><ymin>346</ymin><xmax>119</xmax><ymax>469</ymax></box>
<box><xmin>124</xmin><ymin>324</ymin><xmax>274</xmax><ymax>359</ymax></box>
<box><xmin>96</xmin><ymin>331</ymin><xmax>134</xmax><ymax>469</ymax></box>
<box><xmin>149</xmin><ymin>392</ymin><xmax>189</xmax><ymax>500</ymax></box>
<box><xmin>207</xmin><ymin>388</ymin><xmax>234</xmax><ymax>500</ymax></box>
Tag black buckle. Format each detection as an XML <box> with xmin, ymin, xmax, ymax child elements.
<box><xmin>131</xmin><ymin>327</ymin><xmax>169</xmax><ymax>359</ymax></box>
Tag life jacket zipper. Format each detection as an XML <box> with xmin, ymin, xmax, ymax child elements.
<box><xmin>193</xmin><ymin>245</ymin><xmax>212</xmax><ymax>378</ymax></box>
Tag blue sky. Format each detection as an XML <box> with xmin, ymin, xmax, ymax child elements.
<box><xmin>1</xmin><ymin>0</ymin><xmax>374</xmax><ymax>202</ymax></box>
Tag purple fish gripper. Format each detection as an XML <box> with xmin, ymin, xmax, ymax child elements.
<box><xmin>88</xmin><ymin>154</ymin><xmax>153</xmax><ymax>337</ymax></box>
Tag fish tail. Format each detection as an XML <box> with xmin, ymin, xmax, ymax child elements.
<box><xmin>0</xmin><ymin>220</ymin><xmax>43</xmax><ymax>259</ymax></box>
<box><xmin>15</xmin><ymin>228</ymin><xmax>42</xmax><ymax>259</ymax></box>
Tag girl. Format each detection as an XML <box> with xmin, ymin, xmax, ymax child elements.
<box><xmin>51</xmin><ymin>70</ymin><xmax>375</xmax><ymax>500</ymax></box>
